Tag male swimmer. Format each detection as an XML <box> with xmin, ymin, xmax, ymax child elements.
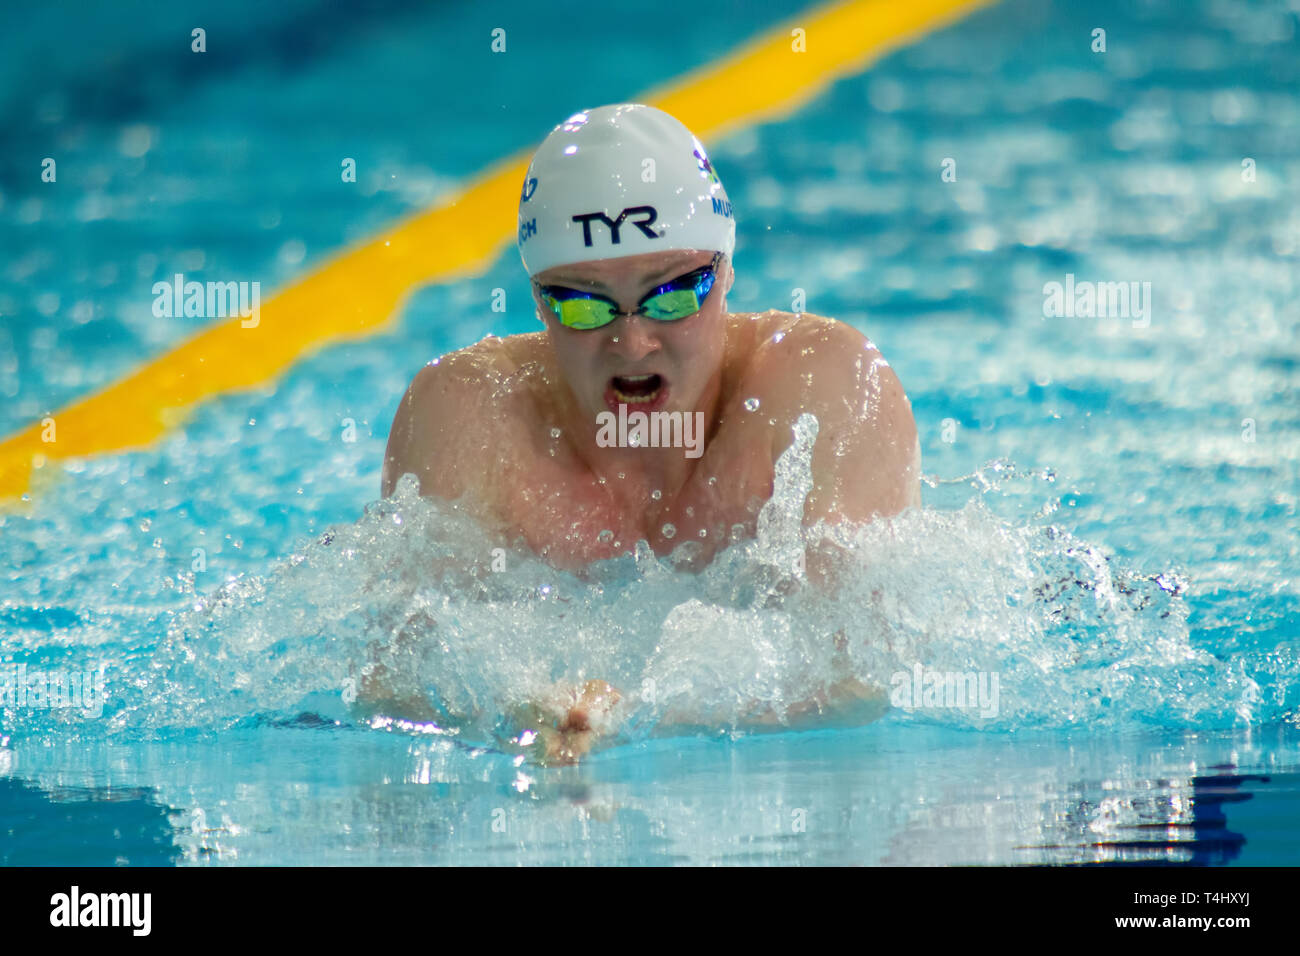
<box><xmin>378</xmin><ymin>103</ymin><xmax>921</xmax><ymax>762</ymax></box>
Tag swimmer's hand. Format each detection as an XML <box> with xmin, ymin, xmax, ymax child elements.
<box><xmin>353</xmin><ymin>660</ymin><xmax>444</xmax><ymax>722</ymax></box>
<box><xmin>508</xmin><ymin>679</ymin><xmax>622</xmax><ymax>766</ymax></box>
<box><xmin>783</xmin><ymin>674</ymin><xmax>888</xmax><ymax>727</ymax></box>
<box><xmin>730</xmin><ymin>629</ymin><xmax>888</xmax><ymax>730</ymax></box>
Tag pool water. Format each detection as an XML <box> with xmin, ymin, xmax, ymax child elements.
<box><xmin>2</xmin><ymin>0</ymin><xmax>1298</xmax><ymax>865</ymax></box>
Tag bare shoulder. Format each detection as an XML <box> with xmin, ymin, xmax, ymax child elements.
<box><xmin>736</xmin><ymin>310</ymin><xmax>915</xmax><ymax>448</ymax></box>
<box><xmin>762</xmin><ymin>310</ymin><xmax>872</xmax><ymax>353</ymax></box>
<box><xmin>381</xmin><ymin>335</ymin><xmax>537</xmax><ymax>499</ymax></box>
<box><xmin>735</xmin><ymin>310</ymin><xmax>900</xmax><ymax>400</ymax></box>
<box><xmin>737</xmin><ymin>312</ymin><xmax>921</xmax><ymax>517</ymax></box>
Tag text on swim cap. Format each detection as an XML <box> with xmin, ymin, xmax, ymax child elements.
<box><xmin>572</xmin><ymin>206</ymin><xmax>660</xmax><ymax>247</ymax></box>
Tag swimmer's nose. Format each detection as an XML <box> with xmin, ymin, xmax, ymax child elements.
<box><xmin>606</xmin><ymin>313</ymin><xmax>660</xmax><ymax>360</ymax></box>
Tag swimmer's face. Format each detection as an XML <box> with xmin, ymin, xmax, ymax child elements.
<box><xmin>531</xmin><ymin>249</ymin><xmax>733</xmax><ymax>425</ymax></box>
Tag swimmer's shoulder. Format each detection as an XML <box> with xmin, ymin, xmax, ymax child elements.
<box><xmin>728</xmin><ymin>309</ymin><xmax>880</xmax><ymax>380</ymax></box>
<box><xmin>725</xmin><ymin>309</ymin><xmax>912</xmax><ymax>445</ymax></box>
<box><xmin>413</xmin><ymin>333</ymin><xmax>556</xmax><ymax>403</ymax></box>
<box><xmin>383</xmin><ymin>337</ymin><xmax>527</xmax><ymax>498</ymax></box>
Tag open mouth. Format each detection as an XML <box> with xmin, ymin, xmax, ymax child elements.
<box><xmin>609</xmin><ymin>373</ymin><xmax>664</xmax><ymax>405</ymax></box>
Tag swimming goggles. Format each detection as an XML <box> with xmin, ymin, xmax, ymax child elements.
<box><xmin>534</xmin><ymin>252</ymin><xmax>723</xmax><ymax>331</ymax></box>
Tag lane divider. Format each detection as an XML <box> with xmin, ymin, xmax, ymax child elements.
<box><xmin>1</xmin><ymin>0</ymin><xmax>994</xmax><ymax>504</ymax></box>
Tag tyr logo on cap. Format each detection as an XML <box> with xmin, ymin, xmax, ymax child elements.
<box><xmin>571</xmin><ymin>206</ymin><xmax>661</xmax><ymax>247</ymax></box>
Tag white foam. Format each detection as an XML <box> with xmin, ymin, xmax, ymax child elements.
<box><xmin>119</xmin><ymin>413</ymin><xmax>1265</xmax><ymax>751</ymax></box>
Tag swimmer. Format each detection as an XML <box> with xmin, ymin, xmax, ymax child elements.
<box><xmin>378</xmin><ymin>103</ymin><xmax>920</xmax><ymax>762</ymax></box>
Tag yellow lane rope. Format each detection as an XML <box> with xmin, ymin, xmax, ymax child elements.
<box><xmin>1</xmin><ymin>0</ymin><xmax>993</xmax><ymax>504</ymax></box>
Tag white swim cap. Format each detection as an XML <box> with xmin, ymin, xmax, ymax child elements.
<box><xmin>517</xmin><ymin>103</ymin><xmax>735</xmax><ymax>278</ymax></box>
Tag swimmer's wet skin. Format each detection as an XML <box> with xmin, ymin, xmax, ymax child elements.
<box><xmin>379</xmin><ymin>104</ymin><xmax>922</xmax><ymax>764</ymax></box>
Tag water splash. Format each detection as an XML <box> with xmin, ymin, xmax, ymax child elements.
<box><xmin>2</xmin><ymin>415</ymin><xmax>1290</xmax><ymax>749</ymax></box>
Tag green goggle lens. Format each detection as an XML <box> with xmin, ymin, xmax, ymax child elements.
<box><xmin>538</xmin><ymin>255</ymin><xmax>721</xmax><ymax>330</ymax></box>
<box><xmin>641</xmin><ymin>287</ymin><xmax>702</xmax><ymax>320</ymax></box>
<box><xmin>542</xmin><ymin>294</ymin><xmax>621</xmax><ymax>330</ymax></box>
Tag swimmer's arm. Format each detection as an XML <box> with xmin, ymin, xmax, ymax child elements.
<box><xmin>740</xmin><ymin>674</ymin><xmax>889</xmax><ymax>730</ymax></box>
<box><xmin>763</xmin><ymin>319</ymin><xmax>920</xmax><ymax>593</ymax></box>
<box><xmin>799</xmin><ymin>322</ymin><xmax>922</xmax><ymax>525</ymax></box>
<box><xmin>381</xmin><ymin>357</ymin><xmax>478</xmax><ymax>500</ymax></box>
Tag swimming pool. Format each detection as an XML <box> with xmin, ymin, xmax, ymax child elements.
<box><xmin>2</xmin><ymin>0</ymin><xmax>1298</xmax><ymax>865</ymax></box>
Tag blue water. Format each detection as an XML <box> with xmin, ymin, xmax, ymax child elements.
<box><xmin>2</xmin><ymin>0</ymin><xmax>1298</xmax><ymax>864</ymax></box>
